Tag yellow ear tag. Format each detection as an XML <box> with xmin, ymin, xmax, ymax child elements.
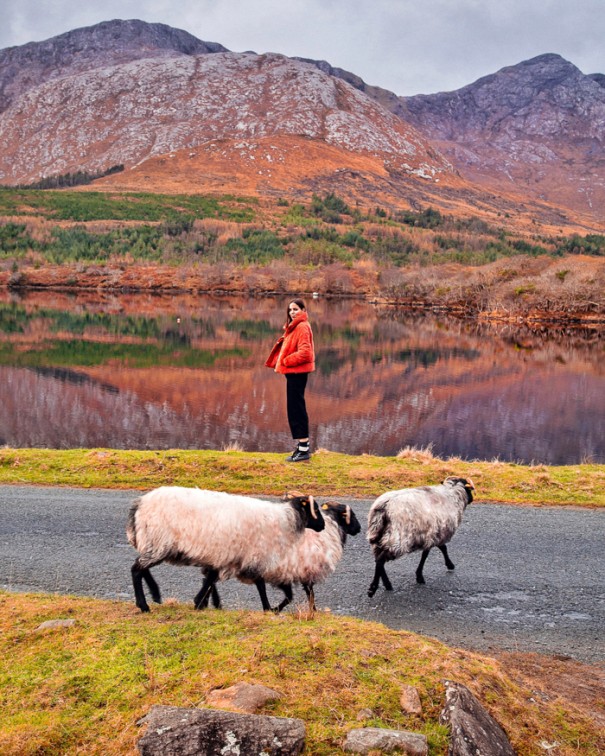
<box><xmin>321</xmin><ymin>504</ymin><xmax>329</xmax><ymax>510</ymax></box>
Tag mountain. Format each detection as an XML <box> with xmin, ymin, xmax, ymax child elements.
<box><xmin>400</xmin><ymin>54</ymin><xmax>605</xmax><ymax>218</ymax></box>
<box><xmin>308</xmin><ymin>54</ymin><xmax>605</xmax><ymax>220</ymax></box>
<box><xmin>0</xmin><ymin>20</ymin><xmax>604</xmax><ymax>230</ymax></box>
<box><xmin>0</xmin><ymin>20</ymin><xmax>453</xmax><ymax>201</ymax></box>
<box><xmin>0</xmin><ymin>19</ymin><xmax>226</xmax><ymax>112</ymax></box>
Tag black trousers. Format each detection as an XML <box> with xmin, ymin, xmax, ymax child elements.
<box><xmin>285</xmin><ymin>373</ymin><xmax>309</xmax><ymax>439</ymax></box>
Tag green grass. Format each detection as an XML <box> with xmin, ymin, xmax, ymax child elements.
<box><xmin>1</xmin><ymin>591</ymin><xmax>602</xmax><ymax>755</ymax></box>
<box><xmin>0</xmin><ymin>448</ymin><xmax>603</xmax><ymax>507</ymax></box>
<box><xmin>1</xmin><ymin>189</ymin><xmax>604</xmax><ymax>271</ymax></box>
<box><xmin>0</xmin><ymin>189</ymin><xmax>255</xmax><ymax>223</ymax></box>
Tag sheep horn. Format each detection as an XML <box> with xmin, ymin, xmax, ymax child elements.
<box><xmin>309</xmin><ymin>495</ymin><xmax>317</xmax><ymax>519</ymax></box>
<box><xmin>345</xmin><ymin>505</ymin><xmax>351</xmax><ymax>525</ymax></box>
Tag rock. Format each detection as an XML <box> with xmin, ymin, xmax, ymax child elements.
<box><xmin>400</xmin><ymin>684</ymin><xmax>423</xmax><ymax>715</ymax></box>
<box><xmin>206</xmin><ymin>681</ymin><xmax>282</xmax><ymax>713</ymax></box>
<box><xmin>137</xmin><ymin>705</ymin><xmax>305</xmax><ymax>755</ymax></box>
<box><xmin>344</xmin><ymin>727</ymin><xmax>428</xmax><ymax>754</ymax></box>
<box><xmin>36</xmin><ymin>619</ymin><xmax>76</xmax><ymax>630</ymax></box>
<box><xmin>439</xmin><ymin>681</ymin><xmax>516</xmax><ymax>755</ymax></box>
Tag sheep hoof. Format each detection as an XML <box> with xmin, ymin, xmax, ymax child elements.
<box><xmin>416</xmin><ymin>575</ymin><xmax>426</xmax><ymax>584</ymax></box>
<box><xmin>138</xmin><ymin>605</ymin><xmax>150</xmax><ymax>613</ymax></box>
<box><xmin>367</xmin><ymin>586</ymin><xmax>377</xmax><ymax>597</ymax></box>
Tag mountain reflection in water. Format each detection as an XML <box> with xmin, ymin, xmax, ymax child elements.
<box><xmin>0</xmin><ymin>292</ymin><xmax>603</xmax><ymax>464</ymax></box>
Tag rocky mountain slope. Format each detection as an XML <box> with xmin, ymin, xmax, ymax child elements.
<box><xmin>0</xmin><ymin>20</ymin><xmax>452</xmax><ymax>197</ymax></box>
<box><xmin>304</xmin><ymin>54</ymin><xmax>605</xmax><ymax>221</ymax></box>
<box><xmin>400</xmin><ymin>54</ymin><xmax>605</xmax><ymax>218</ymax></box>
<box><xmin>0</xmin><ymin>19</ymin><xmax>226</xmax><ymax>113</ymax></box>
<box><xmin>0</xmin><ymin>20</ymin><xmax>604</xmax><ymax>229</ymax></box>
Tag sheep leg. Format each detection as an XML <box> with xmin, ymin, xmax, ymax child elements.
<box><xmin>274</xmin><ymin>583</ymin><xmax>294</xmax><ymax>613</ymax></box>
<box><xmin>253</xmin><ymin>578</ymin><xmax>274</xmax><ymax>611</ymax></box>
<box><xmin>210</xmin><ymin>583</ymin><xmax>222</xmax><ymax>609</ymax></box>
<box><xmin>302</xmin><ymin>583</ymin><xmax>316</xmax><ymax>612</ymax></box>
<box><xmin>142</xmin><ymin>568</ymin><xmax>162</xmax><ymax>604</ymax></box>
<box><xmin>368</xmin><ymin>555</ymin><xmax>392</xmax><ymax>597</ymax></box>
<box><xmin>415</xmin><ymin>548</ymin><xmax>432</xmax><ymax>584</ymax></box>
<box><xmin>194</xmin><ymin>568</ymin><xmax>219</xmax><ymax>610</ymax></box>
<box><xmin>131</xmin><ymin>558</ymin><xmax>162</xmax><ymax>613</ymax></box>
<box><xmin>438</xmin><ymin>544</ymin><xmax>455</xmax><ymax>571</ymax></box>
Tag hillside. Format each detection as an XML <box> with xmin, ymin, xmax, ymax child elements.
<box><xmin>400</xmin><ymin>54</ymin><xmax>605</xmax><ymax>219</ymax></box>
<box><xmin>302</xmin><ymin>53</ymin><xmax>605</xmax><ymax>224</ymax></box>
<box><xmin>0</xmin><ymin>21</ymin><xmax>451</xmax><ymax>195</ymax></box>
<box><xmin>0</xmin><ymin>20</ymin><xmax>604</xmax><ymax>232</ymax></box>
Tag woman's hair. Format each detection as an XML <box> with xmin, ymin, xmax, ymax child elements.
<box><xmin>287</xmin><ymin>299</ymin><xmax>306</xmax><ymax>323</ymax></box>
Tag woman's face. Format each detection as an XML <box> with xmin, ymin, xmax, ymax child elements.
<box><xmin>288</xmin><ymin>302</ymin><xmax>303</xmax><ymax>319</ymax></box>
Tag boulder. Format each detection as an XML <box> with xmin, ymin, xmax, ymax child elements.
<box><xmin>400</xmin><ymin>684</ymin><xmax>423</xmax><ymax>715</ymax></box>
<box><xmin>344</xmin><ymin>727</ymin><xmax>428</xmax><ymax>754</ymax></box>
<box><xmin>206</xmin><ymin>681</ymin><xmax>282</xmax><ymax>713</ymax></box>
<box><xmin>439</xmin><ymin>681</ymin><xmax>516</xmax><ymax>755</ymax></box>
<box><xmin>137</xmin><ymin>705</ymin><xmax>305</xmax><ymax>755</ymax></box>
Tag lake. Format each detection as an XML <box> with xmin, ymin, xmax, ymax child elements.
<box><xmin>0</xmin><ymin>290</ymin><xmax>603</xmax><ymax>464</ymax></box>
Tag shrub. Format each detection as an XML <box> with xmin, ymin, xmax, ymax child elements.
<box><xmin>225</xmin><ymin>229</ymin><xmax>285</xmax><ymax>264</ymax></box>
<box><xmin>310</xmin><ymin>192</ymin><xmax>352</xmax><ymax>223</ymax></box>
<box><xmin>0</xmin><ymin>222</ymin><xmax>34</xmax><ymax>256</ymax></box>
<box><xmin>395</xmin><ymin>207</ymin><xmax>444</xmax><ymax>229</ymax></box>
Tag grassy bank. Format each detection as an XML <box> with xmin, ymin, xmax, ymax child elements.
<box><xmin>1</xmin><ymin>591</ymin><xmax>602</xmax><ymax>755</ymax></box>
<box><xmin>1</xmin><ymin>447</ymin><xmax>604</xmax><ymax>506</ymax></box>
<box><xmin>1</xmin><ymin>188</ymin><xmax>604</xmax><ymax>317</ymax></box>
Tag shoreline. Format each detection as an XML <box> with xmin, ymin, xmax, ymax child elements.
<box><xmin>3</xmin><ymin>279</ymin><xmax>605</xmax><ymax>325</ymax></box>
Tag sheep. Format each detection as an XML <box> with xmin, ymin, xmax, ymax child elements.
<box><xmin>201</xmin><ymin>498</ymin><xmax>362</xmax><ymax>613</ymax></box>
<box><xmin>367</xmin><ymin>477</ymin><xmax>475</xmax><ymax>597</ymax></box>
<box><xmin>126</xmin><ymin>487</ymin><xmax>324</xmax><ymax>613</ymax></box>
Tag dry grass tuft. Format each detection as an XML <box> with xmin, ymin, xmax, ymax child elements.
<box><xmin>222</xmin><ymin>442</ymin><xmax>244</xmax><ymax>452</ymax></box>
<box><xmin>397</xmin><ymin>443</ymin><xmax>435</xmax><ymax>463</ymax></box>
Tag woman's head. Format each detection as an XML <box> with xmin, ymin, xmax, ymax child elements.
<box><xmin>287</xmin><ymin>299</ymin><xmax>306</xmax><ymax>323</ymax></box>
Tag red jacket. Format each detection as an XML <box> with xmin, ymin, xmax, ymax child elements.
<box><xmin>265</xmin><ymin>311</ymin><xmax>315</xmax><ymax>374</ymax></box>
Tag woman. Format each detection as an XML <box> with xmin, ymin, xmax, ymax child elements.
<box><xmin>265</xmin><ymin>299</ymin><xmax>315</xmax><ymax>462</ymax></box>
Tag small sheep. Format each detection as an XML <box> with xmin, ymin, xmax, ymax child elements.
<box><xmin>126</xmin><ymin>487</ymin><xmax>324</xmax><ymax>613</ymax></box>
<box><xmin>367</xmin><ymin>477</ymin><xmax>475</xmax><ymax>597</ymax></box>
<box><xmin>202</xmin><ymin>499</ymin><xmax>361</xmax><ymax>612</ymax></box>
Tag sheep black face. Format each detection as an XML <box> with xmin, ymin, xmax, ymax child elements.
<box><xmin>283</xmin><ymin>492</ymin><xmax>325</xmax><ymax>532</ymax></box>
<box><xmin>443</xmin><ymin>476</ymin><xmax>475</xmax><ymax>504</ymax></box>
<box><xmin>321</xmin><ymin>501</ymin><xmax>362</xmax><ymax>537</ymax></box>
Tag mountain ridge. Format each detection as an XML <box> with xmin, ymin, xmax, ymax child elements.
<box><xmin>0</xmin><ymin>19</ymin><xmax>227</xmax><ymax>114</ymax></box>
<box><xmin>1</xmin><ymin>20</ymin><xmax>603</xmax><ymax>229</ymax></box>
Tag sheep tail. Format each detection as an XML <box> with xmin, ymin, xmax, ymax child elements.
<box><xmin>367</xmin><ymin>502</ymin><xmax>388</xmax><ymax>546</ymax></box>
<box><xmin>126</xmin><ymin>499</ymin><xmax>140</xmax><ymax>549</ymax></box>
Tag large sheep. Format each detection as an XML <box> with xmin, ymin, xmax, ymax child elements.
<box><xmin>126</xmin><ymin>487</ymin><xmax>324</xmax><ymax>613</ymax></box>
<box><xmin>367</xmin><ymin>477</ymin><xmax>475</xmax><ymax>597</ymax></box>
<box><xmin>201</xmin><ymin>499</ymin><xmax>361</xmax><ymax>612</ymax></box>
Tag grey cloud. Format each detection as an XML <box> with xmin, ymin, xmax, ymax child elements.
<box><xmin>1</xmin><ymin>0</ymin><xmax>603</xmax><ymax>96</ymax></box>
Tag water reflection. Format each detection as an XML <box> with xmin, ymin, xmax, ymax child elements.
<box><xmin>0</xmin><ymin>291</ymin><xmax>603</xmax><ymax>464</ymax></box>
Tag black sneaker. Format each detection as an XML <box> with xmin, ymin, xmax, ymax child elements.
<box><xmin>286</xmin><ymin>448</ymin><xmax>311</xmax><ymax>462</ymax></box>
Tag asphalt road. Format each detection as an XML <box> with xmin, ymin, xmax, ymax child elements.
<box><xmin>1</xmin><ymin>485</ymin><xmax>603</xmax><ymax>663</ymax></box>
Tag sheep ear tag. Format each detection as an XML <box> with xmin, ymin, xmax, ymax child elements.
<box><xmin>321</xmin><ymin>504</ymin><xmax>329</xmax><ymax>510</ymax></box>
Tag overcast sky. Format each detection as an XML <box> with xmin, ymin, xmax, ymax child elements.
<box><xmin>2</xmin><ymin>0</ymin><xmax>604</xmax><ymax>96</ymax></box>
